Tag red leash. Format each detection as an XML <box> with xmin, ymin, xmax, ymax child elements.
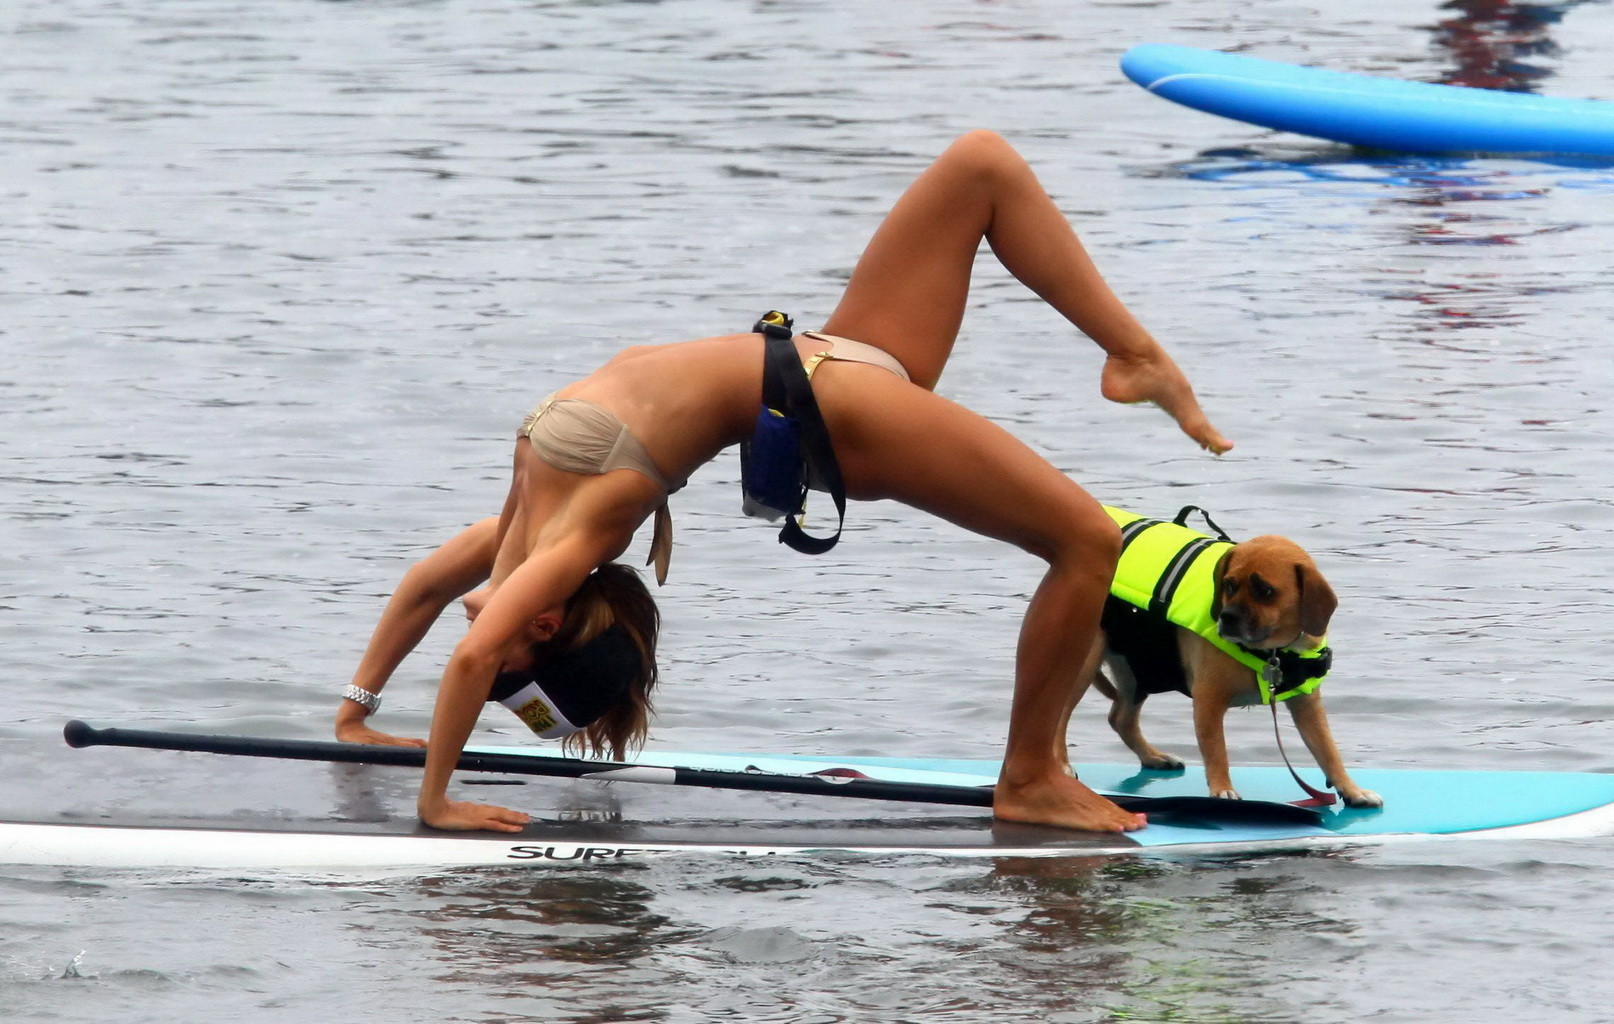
<box><xmin>1269</xmin><ymin>699</ymin><xmax>1337</xmax><ymax>807</ymax></box>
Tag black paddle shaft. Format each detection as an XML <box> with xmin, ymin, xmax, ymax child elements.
<box><xmin>61</xmin><ymin>721</ymin><xmax>1323</xmax><ymax>826</ymax></box>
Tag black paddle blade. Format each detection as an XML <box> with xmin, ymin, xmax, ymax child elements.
<box><xmin>1110</xmin><ymin>794</ymin><xmax>1322</xmax><ymax>827</ymax></box>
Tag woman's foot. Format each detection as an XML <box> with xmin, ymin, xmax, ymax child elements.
<box><xmin>1101</xmin><ymin>348</ymin><xmax>1233</xmax><ymax>455</ymax></box>
<box><xmin>994</xmin><ymin>769</ymin><xmax>1147</xmax><ymax>832</ymax></box>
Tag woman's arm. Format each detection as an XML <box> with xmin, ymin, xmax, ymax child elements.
<box><xmin>336</xmin><ymin>517</ymin><xmax>501</xmax><ymax>747</ymax></box>
<box><xmin>415</xmin><ymin>529</ymin><xmax>618</xmax><ymax>831</ymax></box>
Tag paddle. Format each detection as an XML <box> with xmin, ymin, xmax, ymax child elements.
<box><xmin>62</xmin><ymin>721</ymin><xmax>1324</xmax><ymax>826</ymax></box>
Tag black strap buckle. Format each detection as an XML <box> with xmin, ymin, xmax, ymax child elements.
<box><xmin>1308</xmin><ymin>645</ymin><xmax>1333</xmax><ymax>677</ymax></box>
<box><xmin>753</xmin><ymin>310</ymin><xmax>794</xmax><ymax>340</ymax></box>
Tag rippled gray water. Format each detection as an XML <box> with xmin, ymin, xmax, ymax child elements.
<box><xmin>5</xmin><ymin>0</ymin><xmax>1614</xmax><ymax>1021</ymax></box>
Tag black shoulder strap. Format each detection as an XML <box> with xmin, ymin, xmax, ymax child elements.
<box><xmin>754</xmin><ymin>314</ymin><xmax>846</xmax><ymax>555</ymax></box>
<box><xmin>756</xmin><ymin>312</ymin><xmax>791</xmax><ymax>414</ymax></box>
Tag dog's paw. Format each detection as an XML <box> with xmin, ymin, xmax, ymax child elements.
<box><xmin>1141</xmin><ymin>753</ymin><xmax>1185</xmax><ymax>771</ymax></box>
<box><xmin>1209</xmin><ymin>788</ymin><xmax>1242</xmax><ymax>801</ymax></box>
<box><xmin>1339</xmin><ymin>788</ymin><xmax>1384</xmax><ymax>809</ymax></box>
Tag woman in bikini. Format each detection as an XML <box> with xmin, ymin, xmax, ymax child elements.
<box><xmin>336</xmin><ymin>130</ymin><xmax>1233</xmax><ymax>834</ymax></box>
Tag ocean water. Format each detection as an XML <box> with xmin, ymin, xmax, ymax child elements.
<box><xmin>3</xmin><ymin>0</ymin><xmax>1613</xmax><ymax>1021</ymax></box>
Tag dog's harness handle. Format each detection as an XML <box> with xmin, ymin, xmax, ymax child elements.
<box><xmin>1174</xmin><ymin>504</ymin><xmax>1232</xmax><ymax>542</ymax></box>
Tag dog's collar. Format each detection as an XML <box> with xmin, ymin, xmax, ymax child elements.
<box><xmin>1254</xmin><ymin>644</ymin><xmax>1332</xmax><ymax>704</ymax></box>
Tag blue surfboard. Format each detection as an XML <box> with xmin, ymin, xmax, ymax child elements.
<box><xmin>1121</xmin><ymin>43</ymin><xmax>1614</xmax><ymax>156</ymax></box>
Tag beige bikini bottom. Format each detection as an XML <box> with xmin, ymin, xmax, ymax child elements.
<box><xmin>798</xmin><ymin>331</ymin><xmax>911</xmax><ymax>382</ymax></box>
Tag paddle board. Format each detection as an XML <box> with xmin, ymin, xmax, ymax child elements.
<box><xmin>3</xmin><ymin>735</ymin><xmax>1608</xmax><ymax>873</ymax></box>
<box><xmin>1121</xmin><ymin>43</ymin><xmax>1614</xmax><ymax>156</ymax></box>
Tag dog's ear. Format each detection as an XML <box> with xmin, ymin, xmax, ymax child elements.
<box><xmin>1210</xmin><ymin>548</ymin><xmax>1233</xmax><ymax>620</ymax></box>
<box><xmin>1295</xmin><ymin>561</ymin><xmax>1338</xmax><ymax>637</ymax></box>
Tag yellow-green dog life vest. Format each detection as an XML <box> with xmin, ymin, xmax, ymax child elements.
<box><xmin>1102</xmin><ymin>506</ymin><xmax>1329</xmax><ymax>704</ymax></box>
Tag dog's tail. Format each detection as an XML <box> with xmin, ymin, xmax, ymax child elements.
<box><xmin>1092</xmin><ymin>671</ymin><xmax>1119</xmax><ymax>702</ymax></box>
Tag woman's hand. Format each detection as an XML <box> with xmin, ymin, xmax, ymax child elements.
<box><xmin>419</xmin><ymin>797</ymin><xmax>531</xmax><ymax>833</ymax></box>
<box><xmin>335</xmin><ymin>718</ymin><xmax>428</xmax><ymax>748</ymax></box>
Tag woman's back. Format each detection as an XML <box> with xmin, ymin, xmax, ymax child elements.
<box><xmin>555</xmin><ymin>332</ymin><xmax>766</xmax><ymax>485</ymax></box>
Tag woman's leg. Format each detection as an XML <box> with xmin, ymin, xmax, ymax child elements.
<box><xmin>818</xmin><ymin>369</ymin><xmax>1141</xmax><ymax>832</ymax></box>
<box><xmin>820</xmin><ymin>129</ymin><xmax>1230</xmax><ymax>454</ymax></box>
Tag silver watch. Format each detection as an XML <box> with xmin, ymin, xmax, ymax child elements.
<box><xmin>341</xmin><ymin>684</ymin><xmax>382</xmax><ymax>716</ymax></box>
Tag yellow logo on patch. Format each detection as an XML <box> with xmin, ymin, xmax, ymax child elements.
<box><xmin>513</xmin><ymin>696</ymin><xmax>558</xmax><ymax>734</ymax></box>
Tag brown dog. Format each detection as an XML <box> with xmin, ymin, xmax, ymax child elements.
<box><xmin>1073</xmin><ymin>525</ymin><xmax>1381</xmax><ymax>808</ymax></box>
